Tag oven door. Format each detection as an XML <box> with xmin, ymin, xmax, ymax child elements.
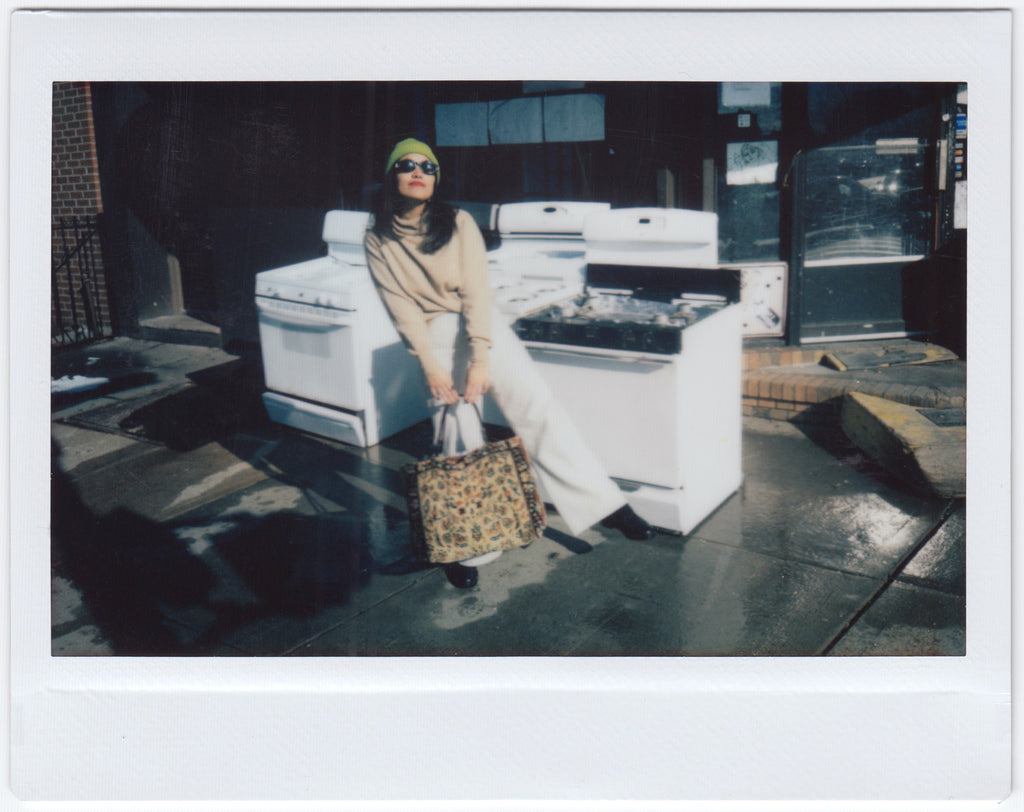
<box><xmin>523</xmin><ymin>342</ymin><xmax>685</xmax><ymax>488</ymax></box>
<box><xmin>256</xmin><ymin>296</ymin><xmax>368</xmax><ymax>410</ymax></box>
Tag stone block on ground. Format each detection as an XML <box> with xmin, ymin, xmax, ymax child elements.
<box><xmin>821</xmin><ymin>343</ymin><xmax>959</xmax><ymax>371</ymax></box>
<box><xmin>840</xmin><ymin>391</ymin><xmax>965</xmax><ymax>498</ymax></box>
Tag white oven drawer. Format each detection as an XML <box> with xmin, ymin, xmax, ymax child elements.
<box><xmin>262</xmin><ymin>392</ymin><xmax>367</xmax><ymax>447</ymax></box>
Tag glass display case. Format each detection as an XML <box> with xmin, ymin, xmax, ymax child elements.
<box><xmin>794</xmin><ymin>139</ymin><xmax>936</xmax><ymax>343</ymax></box>
<box><xmin>804</xmin><ymin>141</ymin><xmax>931</xmax><ymax>262</ymax></box>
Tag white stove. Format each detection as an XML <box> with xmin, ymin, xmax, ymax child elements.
<box><xmin>517</xmin><ymin>207</ymin><xmax>743</xmax><ymax>535</ymax></box>
<box><xmin>255</xmin><ymin>210</ymin><xmax>429</xmax><ymax>447</ymax></box>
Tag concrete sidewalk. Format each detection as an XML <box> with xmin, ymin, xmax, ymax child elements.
<box><xmin>49</xmin><ymin>337</ymin><xmax>966</xmax><ymax>657</ymax></box>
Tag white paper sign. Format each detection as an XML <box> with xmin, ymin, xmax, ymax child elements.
<box><xmin>543</xmin><ymin>92</ymin><xmax>605</xmax><ymax>142</ymax></box>
<box><xmin>722</xmin><ymin>81</ymin><xmax>772</xmax><ymax>107</ymax></box>
<box><xmin>954</xmin><ymin>179</ymin><xmax>968</xmax><ymax>229</ymax></box>
<box><xmin>726</xmin><ymin>140</ymin><xmax>778</xmax><ymax>185</ymax></box>
<box><xmin>488</xmin><ymin>96</ymin><xmax>543</xmax><ymax>144</ymax></box>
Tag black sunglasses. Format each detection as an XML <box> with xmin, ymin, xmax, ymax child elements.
<box><xmin>393</xmin><ymin>158</ymin><xmax>439</xmax><ymax>176</ymax></box>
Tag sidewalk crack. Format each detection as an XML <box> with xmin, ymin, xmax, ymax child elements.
<box><xmin>816</xmin><ymin>499</ymin><xmax>960</xmax><ymax>656</ymax></box>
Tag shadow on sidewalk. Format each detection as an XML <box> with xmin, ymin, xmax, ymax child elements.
<box><xmin>52</xmin><ymin>438</ymin><xmax>373</xmax><ymax>656</ymax></box>
<box><xmin>122</xmin><ymin>358</ymin><xmax>272</xmax><ymax>451</ymax></box>
<box><xmin>790</xmin><ymin>411</ymin><xmax>914</xmax><ymax>494</ymax></box>
<box><xmin>57</xmin><ymin>356</ymin><xmax>274</xmax><ymax>452</ymax></box>
<box><xmin>52</xmin><ymin>439</ymin><xmax>211</xmax><ymax>654</ymax></box>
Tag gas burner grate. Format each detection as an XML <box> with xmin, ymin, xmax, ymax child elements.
<box><xmin>513</xmin><ymin>293</ymin><xmax>726</xmax><ymax>354</ymax></box>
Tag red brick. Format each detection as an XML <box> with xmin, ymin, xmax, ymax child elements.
<box><xmin>52</xmin><ymin>80</ymin><xmax>109</xmax><ymax>341</ymax></box>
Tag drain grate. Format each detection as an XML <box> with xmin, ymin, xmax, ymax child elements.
<box><xmin>918</xmin><ymin>407</ymin><xmax>966</xmax><ymax>427</ymax></box>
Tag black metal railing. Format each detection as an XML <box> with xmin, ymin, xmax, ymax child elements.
<box><xmin>52</xmin><ymin>215</ymin><xmax>112</xmax><ymax>347</ymax></box>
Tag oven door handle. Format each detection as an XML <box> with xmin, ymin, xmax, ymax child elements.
<box><xmin>257</xmin><ymin>305</ymin><xmax>353</xmax><ymax>330</ymax></box>
<box><xmin>522</xmin><ymin>342</ymin><xmax>677</xmax><ymax>365</ymax></box>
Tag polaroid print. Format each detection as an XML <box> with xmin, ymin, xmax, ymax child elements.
<box><xmin>7</xmin><ymin>6</ymin><xmax>1016</xmax><ymax>808</ymax></box>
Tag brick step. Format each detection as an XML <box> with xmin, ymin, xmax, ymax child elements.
<box><xmin>741</xmin><ymin>339</ymin><xmax>964</xmax><ymax>423</ymax></box>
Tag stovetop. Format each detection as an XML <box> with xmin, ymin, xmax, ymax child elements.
<box><xmin>515</xmin><ymin>290</ymin><xmax>728</xmax><ymax>354</ymax></box>
<box><xmin>491</xmin><ymin>277</ymin><xmax>580</xmax><ymax>318</ymax></box>
<box><xmin>255</xmin><ymin>256</ymin><xmax>376</xmax><ymax>310</ymax></box>
<box><xmin>560</xmin><ymin>291</ymin><xmax>717</xmax><ymax>325</ymax></box>
<box><xmin>512</xmin><ymin>264</ymin><xmax>741</xmax><ymax>354</ymax></box>
<box><xmin>487</xmin><ymin>235</ymin><xmax>590</xmax><ymax>320</ymax></box>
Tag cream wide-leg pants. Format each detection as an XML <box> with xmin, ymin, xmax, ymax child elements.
<box><xmin>427</xmin><ymin>310</ymin><xmax>627</xmax><ymax>538</ymax></box>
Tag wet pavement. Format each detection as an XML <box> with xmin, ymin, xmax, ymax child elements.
<box><xmin>50</xmin><ymin>337</ymin><xmax>966</xmax><ymax>658</ymax></box>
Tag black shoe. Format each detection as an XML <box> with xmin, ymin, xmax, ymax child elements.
<box><xmin>601</xmin><ymin>504</ymin><xmax>656</xmax><ymax>540</ymax></box>
<box><xmin>444</xmin><ymin>562</ymin><xmax>479</xmax><ymax>589</ymax></box>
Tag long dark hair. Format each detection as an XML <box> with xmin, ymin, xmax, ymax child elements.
<box><xmin>371</xmin><ymin>166</ymin><xmax>458</xmax><ymax>254</ymax></box>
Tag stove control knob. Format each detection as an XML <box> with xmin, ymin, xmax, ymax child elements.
<box><xmin>642</xmin><ymin>330</ymin><xmax>657</xmax><ymax>349</ymax></box>
<box><xmin>547</xmin><ymin>323</ymin><xmax>564</xmax><ymax>342</ymax></box>
<box><xmin>622</xmin><ymin>329</ymin><xmax>637</xmax><ymax>349</ymax></box>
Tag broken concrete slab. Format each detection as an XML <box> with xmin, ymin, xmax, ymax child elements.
<box><xmin>840</xmin><ymin>391</ymin><xmax>965</xmax><ymax>498</ymax></box>
<box><xmin>820</xmin><ymin>343</ymin><xmax>959</xmax><ymax>371</ymax></box>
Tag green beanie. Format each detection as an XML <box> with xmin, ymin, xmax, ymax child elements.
<box><xmin>385</xmin><ymin>138</ymin><xmax>440</xmax><ymax>178</ymax></box>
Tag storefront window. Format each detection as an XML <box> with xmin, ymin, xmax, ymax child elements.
<box><xmin>804</xmin><ymin>143</ymin><xmax>931</xmax><ymax>262</ymax></box>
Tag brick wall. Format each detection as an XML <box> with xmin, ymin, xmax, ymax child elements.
<box><xmin>741</xmin><ymin>344</ymin><xmax>965</xmax><ymax>422</ymax></box>
<box><xmin>52</xmin><ymin>81</ymin><xmax>113</xmax><ymax>343</ymax></box>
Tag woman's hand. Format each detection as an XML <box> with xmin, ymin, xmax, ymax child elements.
<box><xmin>464</xmin><ymin>365</ymin><xmax>489</xmax><ymax>405</ymax></box>
<box><xmin>427</xmin><ymin>371</ymin><xmax>459</xmax><ymax>405</ymax></box>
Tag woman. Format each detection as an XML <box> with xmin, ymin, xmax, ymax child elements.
<box><xmin>364</xmin><ymin>138</ymin><xmax>655</xmax><ymax>588</ymax></box>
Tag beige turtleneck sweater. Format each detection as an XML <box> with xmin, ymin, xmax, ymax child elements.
<box><xmin>364</xmin><ymin>208</ymin><xmax>493</xmax><ymax>378</ymax></box>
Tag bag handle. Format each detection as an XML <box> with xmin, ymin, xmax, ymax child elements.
<box><xmin>429</xmin><ymin>400</ymin><xmax>489</xmax><ymax>457</ymax></box>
